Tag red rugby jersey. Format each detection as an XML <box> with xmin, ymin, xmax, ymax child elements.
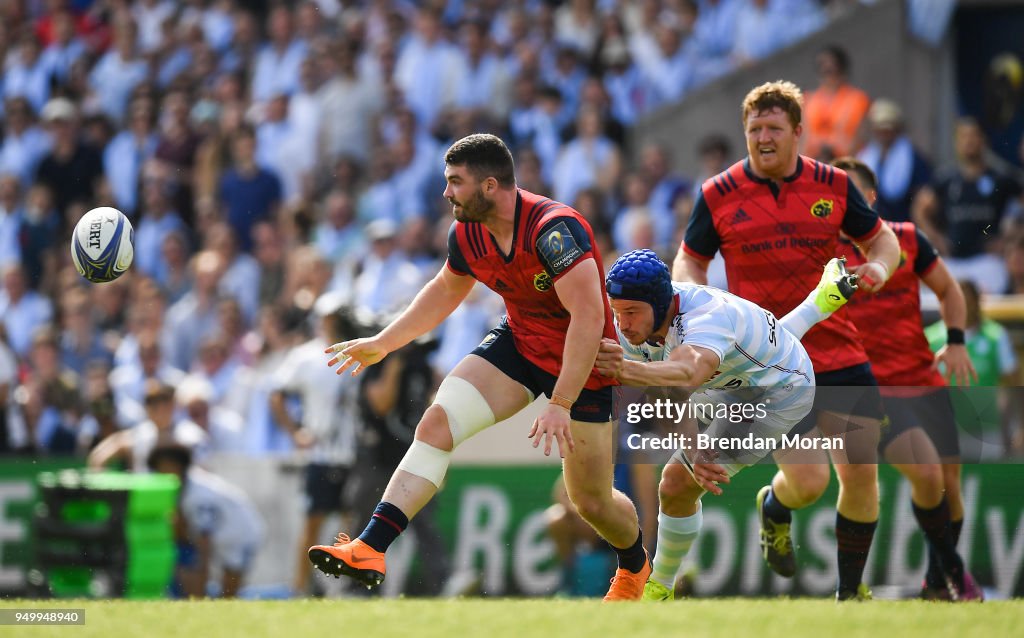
<box><xmin>445</xmin><ymin>188</ymin><xmax>617</xmax><ymax>390</ymax></box>
<box><xmin>841</xmin><ymin>221</ymin><xmax>945</xmax><ymax>393</ymax></box>
<box><xmin>682</xmin><ymin>156</ymin><xmax>883</xmax><ymax>373</ymax></box>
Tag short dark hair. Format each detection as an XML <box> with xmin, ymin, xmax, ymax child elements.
<box><xmin>832</xmin><ymin>157</ymin><xmax>878</xmax><ymax>192</ymax></box>
<box><xmin>147</xmin><ymin>444</ymin><xmax>193</xmax><ymax>473</ymax></box>
<box><xmin>444</xmin><ymin>134</ymin><xmax>516</xmax><ymax>187</ymax></box>
<box><xmin>820</xmin><ymin>45</ymin><xmax>850</xmax><ymax>76</ymax></box>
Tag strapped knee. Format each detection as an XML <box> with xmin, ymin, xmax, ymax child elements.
<box><xmin>432</xmin><ymin>375</ymin><xmax>500</xmax><ymax>448</ymax></box>
<box><xmin>397</xmin><ymin>440</ymin><xmax>452</xmax><ymax>488</ymax></box>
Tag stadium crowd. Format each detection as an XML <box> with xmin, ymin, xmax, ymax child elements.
<box><xmin>0</xmin><ymin>0</ymin><xmax>1022</xmax><ymax>596</ymax></box>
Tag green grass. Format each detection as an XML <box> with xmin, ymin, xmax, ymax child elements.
<box><xmin>8</xmin><ymin>598</ymin><xmax>1021</xmax><ymax>638</ymax></box>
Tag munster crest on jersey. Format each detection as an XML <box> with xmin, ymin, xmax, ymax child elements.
<box><xmin>810</xmin><ymin>198</ymin><xmax>834</xmax><ymax>218</ymax></box>
<box><xmin>534</xmin><ymin>271</ymin><xmax>553</xmax><ymax>291</ymax></box>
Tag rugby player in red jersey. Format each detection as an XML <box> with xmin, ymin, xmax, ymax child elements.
<box><xmin>832</xmin><ymin>157</ymin><xmax>982</xmax><ymax>601</ymax></box>
<box><xmin>673</xmin><ymin>81</ymin><xmax>901</xmax><ymax>600</ymax></box>
<box><xmin>308</xmin><ymin>134</ymin><xmax>650</xmax><ymax>600</ymax></box>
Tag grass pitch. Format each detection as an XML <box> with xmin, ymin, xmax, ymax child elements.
<box><xmin>11</xmin><ymin>598</ymin><xmax>1019</xmax><ymax>638</ymax></box>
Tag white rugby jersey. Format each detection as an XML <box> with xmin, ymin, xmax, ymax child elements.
<box><xmin>618</xmin><ymin>283</ymin><xmax>814</xmax><ymax>407</ymax></box>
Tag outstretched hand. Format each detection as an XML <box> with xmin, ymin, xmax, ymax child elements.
<box><xmin>933</xmin><ymin>344</ymin><xmax>978</xmax><ymax>386</ymax></box>
<box><xmin>325</xmin><ymin>338</ymin><xmax>390</xmax><ymax>377</ymax></box>
<box><xmin>528</xmin><ymin>404</ymin><xmax>576</xmax><ymax>457</ymax></box>
<box><xmin>691</xmin><ymin>450</ymin><xmax>730</xmax><ymax>496</ymax></box>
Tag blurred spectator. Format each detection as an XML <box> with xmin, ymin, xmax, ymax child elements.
<box><xmin>19</xmin><ymin>327</ymin><xmax>81</xmax><ymax>454</ymax></box>
<box><xmin>4</xmin><ymin>33</ymin><xmax>51</xmax><ymax>113</ymax></box>
<box><xmin>19</xmin><ymin>183</ymin><xmax>60</xmax><ymax>290</ymax></box>
<box><xmin>0</xmin><ymin>97</ymin><xmax>52</xmax><ymax>186</ymax></box>
<box><xmin>913</xmin><ymin>118</ymin><xmax>1023</xmax><ymax>294</ymax></box>
<box><xmin>255</xmin><ymin>93</ymin><xmax>310</xmax><ymax>203</ymax></box>
<box><xmin>34</xmin><ymin>97</ymin><xmax>103</xmax><ymax>219</ymax></box>
<box><xmin>148</xmin><ymin>444</ymin><xmax>264</xmax><ymax>598</ymax></box>
<box><xmin>803</xmin><ymin>45</ymin><xmax>871</xmax><ymax>161</ymax></box>
<box><xmin>0</xmin><ymin>262</ymin><xmax>53</xmax><ymax>358</ymax></box>
<box><xmin>133</xmin><ymin>0</ymin><xmax>176</xmax><ymax>54</ymax></box>
<box><xmin>394</xmin><ymin>7</ymin><xmax>463</xmax><ymax>131</ymax></box>
<box><xmin>251</xmin><ymin>4</ymin><xmax>307</xmax><ymax>103</ymax></box>
<box><xmin>252</xmin><ymin>220</ymin><xmax>286</xmax><ymax>307</ymax></box>
<box><xmin>640</xmin><ymin>142</ymin><xmax>692</xmax><ymax>246</ymax></box>
<box><xmin>0</xmin><ymin>175</ymin><xmax>24</xmax><ymax>268</ymax></box>
<box><xmin>192</xmin><ymin>331</ymin><xmax>242</xmax><ymax>405</ymax></box>
<box><xmin>159</xmin><ymin>230</ymin><xmax>192</xmax><ymax>304</ymax></box>
<box><xmin>88</xmin><ymin>18</ymin><xmax>148</xmax><ymax>124</ymax></box>
<box><xmin>135</xmin><ymin>159</ymin><xmax>188</xmax><ymax>282</ymax></box>
<box><xmin>206</xmin><ymin>221</ymin><xmax>259</xmax><ymax>322</ymax></box>
<box><xmin>455</xmin><ymin>19</ymin><xmax>513</xmax><ymax>124</ymax></box>
<box><xmin>317</xmin><ymin>40</ymin><xmax>378</xmax><ymax>164</ymax></box>
<box><xmin>926</xmin><ymin>280</ymin><xmax>1021</xmax><ymax>460</ymax></box>
<box><xmin>555</xmin><ymin>0</ymin><xmax>600</xmax><ymax>57</ymax></box>
<box><xmin>613</xmin><ymin>172</ymin><xmax>655</xmax><ymax>253</ymax></box>
<box><xmin>1005</xmin><ymin>230</ymin><xmax>1024</xmax><ymax>295</ymax></box>
<box><xmin>230</xmin><ymin>305</ymin><xmax>298</xmax><ymax>455</ymax></box>
<box><xmin>164</xmin><ymin>250</ymin><xmax>225</xmax><ymax>371</ymax></box>
<box><xmin>552</xmin><ymin>105</ymin><xmax>621</xmax><ymax>206</ymax></box>
<box><xmin>103</xmin><ymin>97</ymin><xmax>158</xmax><ymax>214</ymax></box>
<box><xmin>218</xmin><ymin>125</ymin><xmax>282</xmax><ymax>252</ymax></box>
<box><xmin>314</xmin><ymin>189</ymin><xmax>364</xmax><ymax>266</ymax></box>
<box><xmin>637</xmin><ymin>20</ymin><xmax>694</xmax><ymax>110</ymax></box>
<box><xmin>599</xmin><ymin>27</ymin><xmax>648</xmax><ymax>127</ymax></box>
<box><xmin>335</xmin><ymin>219</ymin><xmax>423</xmax><ymax>317</ymax></box>
<box><xmin>176</xmin><ymin>373</ymin><xmax>244</xmax><ymax>453</ymax></box>
<box><xmin>110</xmin><ymin>328</ymin><xmax>184</xmax><ymax>426</ymax></box>
<box><xmin>75</xmin><ymin>362</ymin><xmax>120</xmax><ymax>453</ymax></box>
<box><xmin>856</xmin><ymin>99</ymin><xmax>932</xmax><ymax>222</ymax></box>
<box><xmin>269</xmin><ymin>294</ymin><xmax>360</xmax><ymax>595</ymax></box>
<box><xmin>40</xmin><ymin>7</ymin><xmax>87</xmax><ymax>84</ymax></box>
<box><xmin>88</xmin><ymin>379</ymin><xmax>208</xmax><ymax>472</ymax></box>
<box><xmin>59</xmin><ymin>285</ymin><xmax>112</xmax><ymax>376</ymax></box>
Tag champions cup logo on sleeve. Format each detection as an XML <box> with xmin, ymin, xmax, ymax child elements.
<box><xmin>810</xmin><ymin>198</ymin><xmax>834</xmax><ymax>218</ymax></box>
<box><xmin>538</xmin><ymin>221</ymin><xmax>584</xmax><ymax>275</ymax></box>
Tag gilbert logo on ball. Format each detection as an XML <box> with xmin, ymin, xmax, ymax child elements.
<box><xmin>71</xmin><ymin>206</ymin><xmax>135</xmax><ymax>283</ymax></box>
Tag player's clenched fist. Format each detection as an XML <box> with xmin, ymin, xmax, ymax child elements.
<box><xmin>325</xmin><ymin>338</ymin><xmax>390</xmax><ymax>376</ymax></box>
<box><xmin>595</xmin><ymin>337</ymin><xmax>625</xmax><ymax>378</ymax></box>
<box><xmin>851</xmin><ymin>260</ymin><xmax>889</xmax><ymax>293</ymax></box>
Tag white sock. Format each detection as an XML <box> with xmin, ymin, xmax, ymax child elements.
<box><xmin>780</xmin><ymin>293</ymin><xmax>829</xmax><ymax>339</ymax></box>
<box><xmin>651</xmin><ymin>504</ymin><xmax>703</xmax><ymax>589</ymax></box>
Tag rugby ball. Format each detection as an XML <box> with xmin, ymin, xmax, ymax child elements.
<box><xmin>71</xmin><ymin>207</ymin><xmax>135</xmax><ymax>283</ymax></box>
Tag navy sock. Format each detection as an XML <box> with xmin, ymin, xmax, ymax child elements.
<box><xmin>611</xmin><ymin>528</ymin><xmax>647</xmax><ymax>574</ymax></box>
<box><xmin>357</xmin><ymin>502</ymin><xmax>409</xmax><ymax>553</ymax></box>
<box><xmin>763</xmin><ymin>487</ymin><xmax>792</xmax><ymax>524</ymax></box>
<box><xmin>929</xmin><ymin>517</ymin><xmax>964</xmax><ymax>588</ymax></box>
<box><xmin>835</xmin><ymin>512</ymin><xmax>877</xmax><ymax>596</ymax></box>
<box><xmin>913</xmin><ymin>497</ymin><xmax>963</xmax><ymax>580</ymax></box>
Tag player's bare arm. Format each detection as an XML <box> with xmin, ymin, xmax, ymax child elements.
<box><xmin>852</xmin><ymin>222</ymin><xmax>899</xmax><ymax>293</ymax></box>
<box><xmin>527</xmin><ymin>257</ymin><xmax>605</xmax><ymax>457</ymax></box>
<box><xmin>921</xmin><ymin>259</ymin><xmax>978</xmax><ymax>384</ymax></box>
<box><xmin>86</xmin><ymin>430</ymin><xmax>133</xmax><ymax>469</ymax></box>
<box><xmin>910</xmin><ymin>186</ymin><xmax>951</xmax><ymax>255</ymax></box>
<box><xmin>598</xmin><ymin>339</ymin><xmax>720</xmax><ymax>388</ymax></box>
<box><xmin>327</xmin><ymin>266</ymin><xmax>475</xmax><ymax>376</ymax></box>
<box><xmin>672</xmin><ymin>248</ymin><xmax>710</xmax><ymax>284</ymax></box>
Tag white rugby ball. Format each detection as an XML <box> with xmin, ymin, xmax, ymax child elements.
<box><xmin>71</xmin><ymin>207</ymin><xmax>135</xmax><ymax>283</ymax></box>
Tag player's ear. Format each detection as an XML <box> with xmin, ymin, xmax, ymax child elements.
<box><xmin>794</xmin><ymin>123</ymin><xmax>803</xmax><ymax>138</ymax></box>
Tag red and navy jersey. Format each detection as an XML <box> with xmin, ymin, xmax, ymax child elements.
<box><xmin>682</xmin><ymin>156</ymin><xmax>883</xmax><ymax>373</ymax></box>
<box><xmin>841</xmin><ymin>221</ymin><xmax>945</xmax><ymax>392</ymax></box>
<box><xmin>445</xmin><ymin>188</ymin><xmax>617</xmax><ymax>390</ymax></box>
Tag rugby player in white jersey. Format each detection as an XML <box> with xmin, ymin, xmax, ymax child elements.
<box><xmin>594</xmin><ymin>249</ymin><xmax>857</xmax><ymax>600</ymax></box>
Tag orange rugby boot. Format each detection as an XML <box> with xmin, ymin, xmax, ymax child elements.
<box><xmin>602</xmin><ymin>549</ymin><xmax>652</xmax><ymax>601</ymax></box>
<box><xmin>308</xmin><ymin>533</ymin><xmax>386</xmax><ymax>588</ymax></box>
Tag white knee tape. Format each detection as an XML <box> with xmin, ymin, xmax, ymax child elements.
<box><xmin>397</xmin><ymin>440</ymin><xmax>451</xmax><ymax>488</ymax></box>
<box><xmin>433</xmin><ymin>376</ymin><xmax>497</xmax><ymax>447</ymax></box>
